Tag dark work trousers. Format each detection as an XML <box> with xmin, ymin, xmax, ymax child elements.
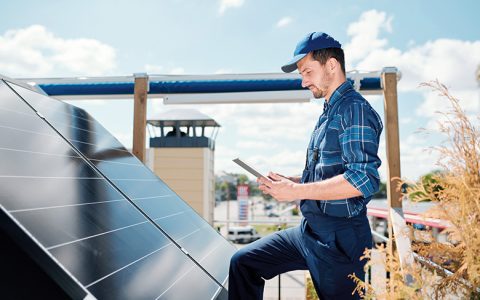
<box><xmin>228</xmin><ymin>213</ymin><xmax>372</xmax><ymax>300</ymax></box>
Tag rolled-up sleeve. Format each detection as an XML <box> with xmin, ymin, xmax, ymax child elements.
<box><xmin>340</xmin><ymin>102</ymin><xmax>382</xmax><ymax>198</ymax></box>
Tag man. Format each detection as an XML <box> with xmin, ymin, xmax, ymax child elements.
<box><xmin>228</xmin><ymin>32</ymin><xmax>383</xmax><ymax>299</ymax></box>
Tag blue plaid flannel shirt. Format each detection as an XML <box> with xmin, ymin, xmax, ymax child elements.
<box><xmin>300</xmin><ymin>81</ymin><xmax>383</xmax><ymax>220</ymax></box>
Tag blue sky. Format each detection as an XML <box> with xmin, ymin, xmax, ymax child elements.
<box><xmin>1</xmin><ymin>0</ymin><xmax>479</xmax><ymax>181</ymax></box>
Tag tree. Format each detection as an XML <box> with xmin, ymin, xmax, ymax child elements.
<box><xmin>237</xmin><ymin>174</ymin><xmax>249</xmax><ymax>185</ymax></box>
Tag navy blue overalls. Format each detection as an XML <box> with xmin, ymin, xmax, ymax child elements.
<box><xmin>228</xmin><ymin>215</ymin><xmax>371</xmax><ymax>299</ymax></box>
<box><xmin>229</xmin><ymin>84</ymin><xmax>375</xmax><ymax>300</ymax></box>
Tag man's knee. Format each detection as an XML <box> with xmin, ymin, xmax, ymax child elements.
<box><xmin>229</xmin><ymin>247</ymin><xmax>249</xmax><ymax>269</ymax></box>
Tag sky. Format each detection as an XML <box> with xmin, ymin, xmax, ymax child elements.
<box><xmin>1</xmin><ymin>0</ymin><xmax>479</xmax><ymax>182</ymax></box>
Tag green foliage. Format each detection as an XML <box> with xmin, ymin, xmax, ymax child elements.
<box><xmin>292</xmin><ymin>207</ymin><xmax>299</xmax><ymax>216</ymax></box>
<box><xmin>407</xmin><ymin>170</ymin><xmax>444</xmax><ymax>202</ymax></box>
<box><xmin>305</xmin><ymin>274</ymin><xmax>319</xmax><ymax>300</ymax></box>
<box><xmin>373</xmin><ymin>181</ymin><xmax>387</xmax><ymax>199</ymax></box>
<box><xmin>249</xmin><ymin>184</ymin><xmax>262</xmax><ymax>196</ymax></box>
<box><xmin>262</xmin><ymin>192</ymin><xmax>273</xmax><ymax>201</ymax></box>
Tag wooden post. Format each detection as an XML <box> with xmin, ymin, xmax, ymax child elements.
<box><xmin>382</xmin><ymin>68</ymin><xmax>402</xmax><ymax>209</ymax></box>
<box><xmin>383</xmin><ymin>68</ymin><xmax>401</xmax><ymax>295</ymax></box>
<box><xmin>132</xmin><ymin>73</ymin><xmax>149</xmax><ymax>162</ymax></box>
<box><xmin>382</xmin><ymin>68</ymin><xmax>415</xmax><ymax>289</ymax></box>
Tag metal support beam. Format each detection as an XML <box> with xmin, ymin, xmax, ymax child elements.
<box><xmin>132</xmin><ymin>73</ymin><xmax>149</xmax><ymax>162</ymax></box>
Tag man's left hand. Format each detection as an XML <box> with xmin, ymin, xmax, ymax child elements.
<box><xmin>258</xmin><ymin>172</ymin><xmax>300</xmax><ymax>202</ymax></box>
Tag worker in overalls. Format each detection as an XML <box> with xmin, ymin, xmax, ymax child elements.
<box><xmin>228</xmin><ymin>32</ymin><xmax>383</xmax><ymax>300</ymax></box>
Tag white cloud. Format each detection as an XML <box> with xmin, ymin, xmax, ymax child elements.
<box><xmin>218</xmin><ymin>0</ymin><xmax>244</xmax><ymax>15</ymax></box>
<box><xmin>0</xmin><ymin>25</ymin><xmax>116</xmax><ymax>77</ymax></box>
<box><xmin>346</xmin><ymin>10</ymin><xmax>480</xmax><ymax>97</ymax></box>
<box><xmin>399</xmin><ymin>134</ymin><xmax>440</xmax><ymax>181</ymax></box>
<box><xmin>376</xmin><ymin>132</ymin><xmax>440</xmax><ymax>182</ymax></box>
<box><xmin>356</xmin><ymin>39</ymin><xmax>480</xmax><ymax>92</ymax></box>
<box><xmin>416</xmin><ymin>88</ymin><xmax>480</xmax><ymax>133</ymax></box>
<box><xmin>276</xmin><ymin>17</ymin><xmax>293</xmax><ymax>28</ymax></box>
<box><xmin>346</xmin><ymin>10</ymin><xmax>480</xmax><ymax>95</ymax></box>
<box><xmin>416</xmin><ymin>89</ymin><xmax>480</xmax><ymax>118</ymax></box>
<box><xmin>344</xmin><ymin>10</ymin><xmax>393</xmax><ymax>65</ymax></box>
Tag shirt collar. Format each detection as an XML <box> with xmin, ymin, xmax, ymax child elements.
<box><xmin>323</xmin><ymin>80</ymin><xmax>353</xmax><ymax>112</ymax></box>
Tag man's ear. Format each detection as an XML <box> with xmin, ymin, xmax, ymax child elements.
<box><xmin>328</xmin><ymin>57</ymin><xmax>337</xmax><ymax>72</ymax></box>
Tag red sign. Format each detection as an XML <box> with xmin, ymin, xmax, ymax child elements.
<box><xmin>237</xmin><ymin>185</ymin><xmax>249</xmax><ymax>224</ymax></box>
<box><xmin>237</xmin><ymin>185</ymin><xmax>249</xmax><ymax>198</ymax></box>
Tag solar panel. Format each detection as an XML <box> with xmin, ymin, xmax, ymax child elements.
<box><xmin>0</xmin><ymin>80</ymin><xmax>233</xmax><ymax>299</ymax></box>
<box><xmin>8</xmin><ymin>81</ymin><xmax>236</xmax><ymax>287</ymax></box>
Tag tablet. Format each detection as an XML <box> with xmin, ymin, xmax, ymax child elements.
<box><xmin>232</xmin><ymin>158</ymin><xmax>267</xmax><ymax>179</ymax></box>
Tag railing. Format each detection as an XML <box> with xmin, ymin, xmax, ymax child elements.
<box><xmin>367</xmin><ymin>209</ymin><xmax>480</xmax><ymax>296</ymax></box>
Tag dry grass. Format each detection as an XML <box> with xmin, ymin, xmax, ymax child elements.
<box><xmin>403</xmin><ymin>80</ymin><xmax>480</xmax><ymax>298</ymax></box>
<box><xmin>350</xmin><ymin>80</ymin><xmax>480</xmax><ymax>299</ymax></box>
<box><xmin>350</xmin><ymin>244</ymin><xmax>439</xmax><ymax>300</ymax></box>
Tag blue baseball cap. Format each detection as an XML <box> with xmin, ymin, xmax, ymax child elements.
<box><xmin>281</xmin><ymin>32</ymin><xmax>342</xmax><ymax>73</ymax></box>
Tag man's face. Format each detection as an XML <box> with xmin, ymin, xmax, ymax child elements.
<box><xmin>297</xmin><ymin>53</ymin><xmax>332</xmax><ymax>99</ymax></box>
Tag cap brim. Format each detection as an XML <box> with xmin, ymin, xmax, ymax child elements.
<box><xmin>281</xmin><ymin>53</ymin><xmax>307</xmax><ymax>73</ymax></box>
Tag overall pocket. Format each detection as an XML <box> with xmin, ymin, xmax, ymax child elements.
<box><xmin>303</xmin><ymin>225</ymin><xmax>352</xmax><ymax>264</ymax></box>
<box><xmin>334</xmin><ymin>227</ymin><xmax>359</xmax><ymax>262</ymax></box>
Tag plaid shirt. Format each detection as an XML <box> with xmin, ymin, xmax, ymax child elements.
<box><xmin>300</xmin><ymin>81</ymin><xmax>383</xmax><ymax>220</ymax></box>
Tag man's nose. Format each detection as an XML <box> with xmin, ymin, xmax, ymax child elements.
<box><xmin>301</xmin><ymin>77</ymin><xmax>308</xmax><ymax>88</ymax></box>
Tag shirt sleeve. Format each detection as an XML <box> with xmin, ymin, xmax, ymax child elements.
<box><xmin>340</xmin><ymin>102</ymin><xmax>382</xmax><ymax>198</ymax></box>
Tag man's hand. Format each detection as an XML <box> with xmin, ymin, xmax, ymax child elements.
<box><xmin>257</xmin><ymin>172</ymin><xmax>300</xmax><ymax>202</ymax></box>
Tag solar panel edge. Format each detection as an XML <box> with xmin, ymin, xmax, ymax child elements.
<box><xmin>214</xmin><ymin>287</ymin><xmax>229</xmax><ymax>300</ymax></box>
<box><xmin>0</xmin><ymin>205</ymin><xmax>95</xmax><ymax>300</ymax></box>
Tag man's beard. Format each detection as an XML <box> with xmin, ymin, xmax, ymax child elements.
<box><xmin>310</xmin><ymin>86</ymin><xmax>325</xmax><ymax>99</ymax></box>
<box><xmin>310</xmin><ymin>70</ymin><xmax>331</xmax><ymax>99</ymax></box>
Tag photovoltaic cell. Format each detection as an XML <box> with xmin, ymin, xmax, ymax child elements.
<box><xmin>9</xmin><ymin>81</ymin><xmax>236</xmax><ymax>286</ymax></box>
<box><xmin>0</xmin><ymin>80</ymin><xmax>230</xmax><ymax>299</ymax></box>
